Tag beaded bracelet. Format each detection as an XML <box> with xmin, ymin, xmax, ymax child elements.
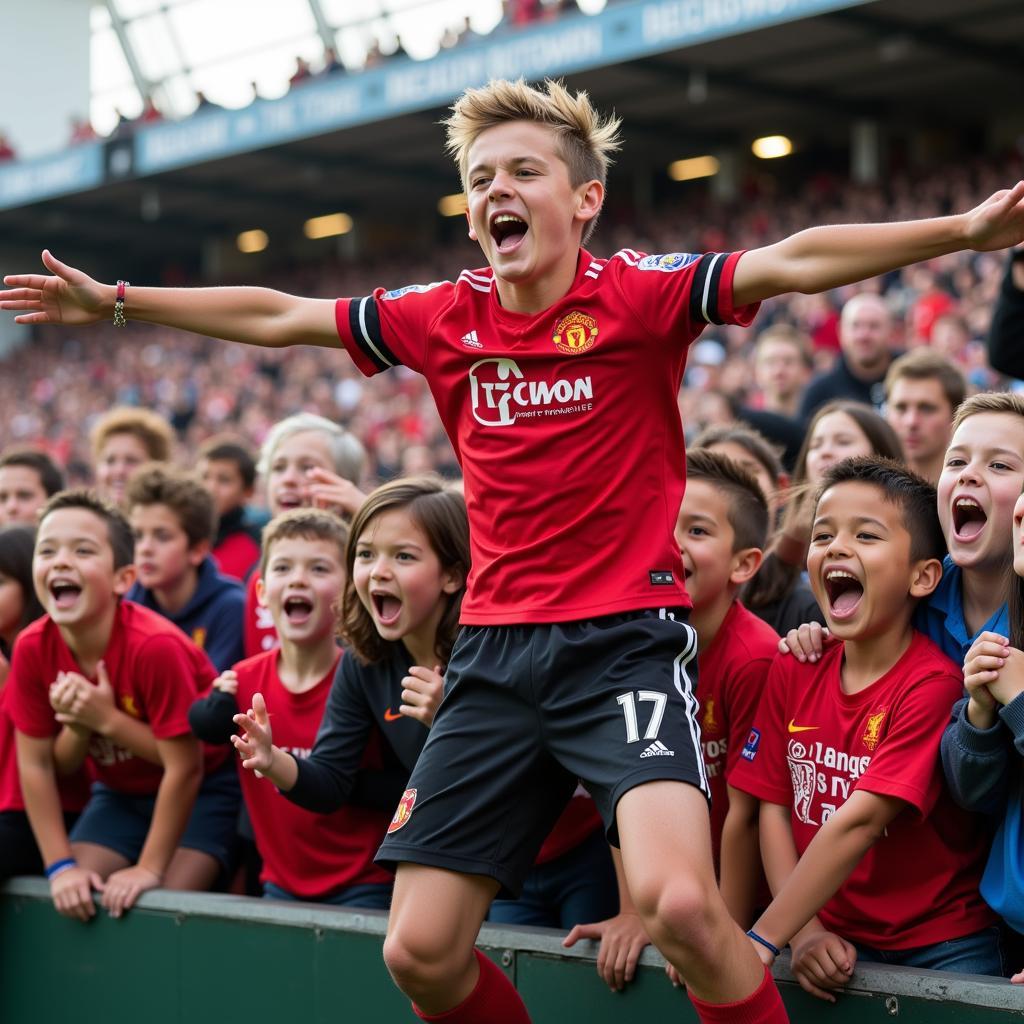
<box><xmin>746</xmin><ymin>929</ymin><xmax>781</xmax><ymax>959</ymax></box>
<box><xmin>113</xmin><ymin>279</ymin><xmax>129</xmax><ymax>327</ymax></box>
<box><xmin>44</xmin><ymin>857</ymin><xmax>77</xmax><ymax>881</ymax></box>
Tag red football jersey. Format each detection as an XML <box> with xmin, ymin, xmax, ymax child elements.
<box><xmin>730</xmin><ymin>633</ymin><xmax>994</xmax><ymax>949</ymax></box>
<box><xmin>231</xmin><ymin>651</ymin><xmax>394</xmax><ymax>898</ymax></box>
<box><xmin>335</xmin><ymin>248</ymin><xmax>758</xmax><ymax>624</ymax></box>
<box><xmin>212</xmin><ymin>531</ymin><xmax>260</xmax><ymax>583</ymax></box>
<box><xmin>697</xmin><ymin>600</ymin><xmax>779</xmax><ymax>869</ymax></box>
<box><xmin>9</xmin><ymin>602</ymin><xmax>223</xmax><ymax>795</ymax></box>
<box><xmin>243</xmin><ymin>570</ymin><xmax>278</xmax><ymax>658</ymax></box>
<box><xmin>0</xmin><ymin>683</ymin><xmax>90</xmax><ymax>814</ymax></box>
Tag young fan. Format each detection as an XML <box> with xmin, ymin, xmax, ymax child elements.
<box><xmin>733</xmin><ymin>459</ymin><xmax>998</xmax><ymax>1001</ymax></box>
<box><xmin>197</xmin><ymin>438</ymin><xmax>261</xmax><ymax>582</ymax></box>
<box><xmin>244</xmin><ymin>413</ymin><xmax>367</xmax><ymax>657</ymax></box>
<box><xmin>125</xmin><ymin>464</ymin><xmax>245</xmax><ymax>672</ymax></box>
<box><xmin>89</xmin><ymin>407</ymin><xmax>175</xmax><ymax>508</ymax></box>
<box><xmin>189</xmin><ymin>508</ymin><xmax>399</xmax><ymax>906</ymax></box>
<box><xmin>229</xmin><ymin>479</ymin><xmax>467</xmax><ymax>902</ymax></box>
<box><xmin>6</xmin><ymin>76</ymin><xmax>1024</xmax><ymax>1024</ymax></box>
<box><xmin>0</xmin><ymin>525</ymin><xmax>89</xmax><ymax>879</ymax></box>
<box><xmin>0</xmin><ymin>449</ymin><xmax>65</xmax><ymax>528</ymax></box>
<box><xmin>9</xmin><ymin>492</ymin><xmax>236</xmax><ymax>919</ymax></box>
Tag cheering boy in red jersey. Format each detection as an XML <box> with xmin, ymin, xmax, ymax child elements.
<box><xmin>4</xmin><ymin>78</ymin><xmax>1024</xmax><ymax>1024</ymax></box>
<box><xmin>731</xmin><ymin>458</ymin><xmax>998</xmax><ymax>1001</ymax></box>
<box><xmin>9</xmin><ymin>491</ymin><xmax>233</xmax><ymax>919</ymax></box>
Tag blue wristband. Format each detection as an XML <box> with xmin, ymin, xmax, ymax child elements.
<box><xmin>746</xmin><ymin>929</ymin><xmax>781</xmax><ymax>958</ymax></box>
<box><xmin>44</xmin><ymin>857</ymin><xmax>77</xmax><ymax>880</ymax></box>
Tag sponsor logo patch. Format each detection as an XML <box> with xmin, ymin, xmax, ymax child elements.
<box><xmin>388</xmin><ymin>788</ymin><xmax>417</xmax><ymax>834</ymax></box>
<box><xmin>552</xmin><ymin>310</ymin><xmax>598</xmax><ymax>355</ymax></box>
<box><xmin>649</xmin><ymin>570</ymin><xmax>674</xmax><ymax>585</ymax></box>
<box><xmin>741</xmin><ymin>727</ymin><xmax>761</xmax><ymax>762</ymax></box>
<box><xmin>637</xmin><ymin>252</ymin><xmax>700</xmax><ymax>272</ymax></box>
<box><xmin>382</xmin><ymin>282</ymin><xmax>445</xmax><ymax>301</ymax></box>
<box><xmin>469</xmin><ymin>357</ymin><xmax>594</xmax><ymax>427</ymax></box>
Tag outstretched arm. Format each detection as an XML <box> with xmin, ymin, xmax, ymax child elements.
<box><xmin>2</xmin><ymin>250</ymin><xmax>338</xmax><ymax>349</ymax></box>
<box><xmin>734</xmin><ymin>181</ymin><xmax>1024</xmax><ymax>306</ymax></box>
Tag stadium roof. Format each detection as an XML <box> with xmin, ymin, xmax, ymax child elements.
<box><xmin>2</xmin><ymin>0</ymin><xmax>1022</xmax><ymax>276</ymax></box>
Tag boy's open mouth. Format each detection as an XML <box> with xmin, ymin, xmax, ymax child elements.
<box><xmin>49</xmin><ymin>581</ymin><xmax>82</xmax><ymax>610</ymax></box>
<box><xmin>824</xmin><ymin>569</ymin><xmax>863</xmax><ymax>620</ymax></box>
<box><xmin>490</xmin><ymin>214</ymin><xmax>528</xmax><ymax>254</ymax></box>
<box><xmin>952</xmin><ymin>497</ymin><xmax>987</xmax><ymax>541</ymax></box>
<box><xmin>283</xmin><ymin>595</ymin><xmax>314</xmax><ymax>624</ymax></box>
<box><xmin>372</xmin><ymin>592</ymin><xmax>402</xmax><ymax>626</ymax></box>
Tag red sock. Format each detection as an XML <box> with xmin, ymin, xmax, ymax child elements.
<box><xmin>413</xmin><ymin>949</ymin><xmax>531</xmax><ymax>1023</ymax></box>
<box><xmin>688</xmin><ymin>966</ymin><xmax>789</xmax><ymax>1024</ymax></box>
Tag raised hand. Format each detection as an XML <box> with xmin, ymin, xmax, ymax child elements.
<box><xmin>231</xmin><ymin>691</ymin><xmax>274</xmax><ymax>776</ymax></box>
<box><xmin>962</xmin><ymin>631</ymin><xmax>1008</xmax><ymax>729</ymax></box>
<box><xmin>399</xmin><ymin>665</ymin><xmax>445</xmax><ymax>727</ymax></box>
<box><xmin>962</xmin><ymin>181</ymin><xmax>1024</xmax><ymax>253</ymax></box>
<box><xmin>305</xmin><ymin>467</ymin><xmax>366</xmax><ymax>517</ymax></box>
<box><xmin>1</xmin><ymin>250</ymin><xmax>111</xmax><ymax>326</ymax></box>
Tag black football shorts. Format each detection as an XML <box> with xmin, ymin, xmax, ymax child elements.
<box><xmin>376</xmin><ymin>608</ymin><xmax>707</xmax><ymax>896</ymax></box>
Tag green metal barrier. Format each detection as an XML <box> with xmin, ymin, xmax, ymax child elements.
<box><xmin>3</xmin><ymin>878</ymin><xmax>1023</xmax><ymax>1022</ymax></box>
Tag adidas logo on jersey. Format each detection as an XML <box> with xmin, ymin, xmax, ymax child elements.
<box><xmin>461</xmin><ymin>330</ymin><xmax>483</xmax><ymax>348</ymax></box>
<box><xmin>640</xmin><ymin>740</ymin><xmax>675</xmax><ymax>758</ymax></box>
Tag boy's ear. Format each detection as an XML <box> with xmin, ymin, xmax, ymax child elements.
<box><xmin>574</xmin><ymin>179</ymin><xmax>604</xmax><ymax>228</ymax></box>
<box><xmin>465</xmin><ymin>209</ymin><xmax>477</xmax><ymax>242</ymax></box>
<box><xmin>188</xmin><ymin>539</ymin><xmax>211</xmax><ymax>568</ymax></box>
<box><xmin>909</xmin><ymin>557</ymin><xmax>944</xmax><ymax>599</ymax></box>
<box><xmin>113</xmin><ymin>563</ymin><xmax>137</xmax><ymax>596</ymax></box>
<box><xmin>729</xmin><ymin>547</ymin><xmax>764</xmax><ymax>587</ymax></box>
<box><xmin>255</xmin><ymin>576</ymin><xmax>267</xmax><ymax>607</ymax></box>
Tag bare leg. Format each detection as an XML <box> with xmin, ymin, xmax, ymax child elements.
<box><xmin>617</xmin><ymin>781</ymin><xmax>766</xmax><ymax>1002</ymax></box>
<box><xmin>71</xmin><ymin>841</ymin><xmax>130</xmax><ymax>881</ymax></box>
<box><xmin>164</xmin><ymin>848</ymin><xmax>220</xmax><ymax>891</ymax></box>
<box><xmin>383</xmin><ymin>864</ymin><xmax>498</xmax><ymax>1014</ymax></box>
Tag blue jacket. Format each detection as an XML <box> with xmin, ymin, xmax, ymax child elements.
<box><xmin>915</xmin><ymin>555</ymin><xmax>1008</xmax><ymax>666</ymax></box>
<box><xmin>127</xmin><ymin>556</ymin><xmax>245</xmax><ymax>672</ymax></box>
<box><xmin>941</xmin><ymin>693</ymin><xmax>1024</xmax><ymax>933</ymax></box>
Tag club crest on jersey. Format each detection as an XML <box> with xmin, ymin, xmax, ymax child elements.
<box><xmin>388</xmin><ymin>788</ymin><xmax>417</xmax><ymax>834</ymax></box>
<box><xmin>552</xmin><ymin>310</ymin><xmax>598</xmax><ymax>355</ymax></box>
<box><xmin>637</xmin><ymin>252</ymin><xmax>700</xmax><ymax>272</ymax></box>
<box><xmin>861</xmin><ymin>707</ymin><xmax>888</xmax><ymax>751</ymax></box>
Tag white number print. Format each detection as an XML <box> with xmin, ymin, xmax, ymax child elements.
<box><xmin>616</xmin><ymin>690</ymin><xmax>668</xmax><ymax>744</ymax></box>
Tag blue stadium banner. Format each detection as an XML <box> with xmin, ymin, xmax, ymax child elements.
<box><xmin>136</xmin><ymin>0</ymin><xmax>870</xmax><ymax>175</ymax></box>
<box><xmin>0</xmin><ymin>143</ymin><xmax>104</xmax><ymax>211</ymax></box>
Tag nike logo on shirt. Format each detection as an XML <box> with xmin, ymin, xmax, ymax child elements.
<box><xmin>384</xmin><ymin>708</ymin><xmax>403</xmax><ymax>722</ymax></box>
<box><xmin>787</xmin><ymin>720</ymin><xmax>820</xmax><ymax>733</ymax></box>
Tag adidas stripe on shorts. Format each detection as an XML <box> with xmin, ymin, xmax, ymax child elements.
<box><xmin>376</xmin><ymin>608</ymin><xmax>708</xmax><ymax>897</ymax></box>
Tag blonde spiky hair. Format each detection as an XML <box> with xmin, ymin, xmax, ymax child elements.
<box><xmin>444</xmin><ymin>78</ymin><xmax>621</xmax><ymax>242</ymax></box>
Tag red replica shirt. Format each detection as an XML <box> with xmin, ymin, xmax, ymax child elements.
<box><xmin>0</xmin><ymin>684</ymin><xmax>90</xmax><ymax>814</ymax></box>
<box><xmin>730</xmin><ymin>633</ymin><xmax>994</xmax><ymax>949</ymax></box>
<box><xmin>9</xmin><ymin>602</ymin><xmax>223</xmax><ymax>796</ymax></box>
<box><xmin>697</xmin><ymin>601</ymin><xmax>779</xmax><ymax>868</ymax></box>
<box><xmin>231</xmin><ymin>651</ymin><xmax>393</xmax><ymax>898</ymax></box>
<box><xmin>336</xmin><ymin>249</ymin><xmax>758</xmax><ymax>624</ymax></box>
<box><xmin>243</xmin><ymin>571</ymin><xmax>278</xmax><ymax>658</ymax></box>
<box><xmin>536</xmin><ymin>787</ymin><xmax>604</xmax><ymax>865</ymax></box>
<box><xmin>212</xmin><ymin>532</ymin><xmax>260</xmax><ymax>583</ymax></box>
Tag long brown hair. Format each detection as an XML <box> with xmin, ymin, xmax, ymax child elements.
<box><xmin>340</xmin><ymin>476</ymin><xmax>470</xmax><ymax>665</ymax></box>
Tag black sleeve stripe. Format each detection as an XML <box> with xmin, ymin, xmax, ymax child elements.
<box><xmin>688</xmin><ymin>252</ymin><xmax>729</xmax><ymax>326</ymax></box>
<box><xmin>347</xmin><ymin>296</ymin><xmax>401</xmax><ymax>371</ymax></box>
